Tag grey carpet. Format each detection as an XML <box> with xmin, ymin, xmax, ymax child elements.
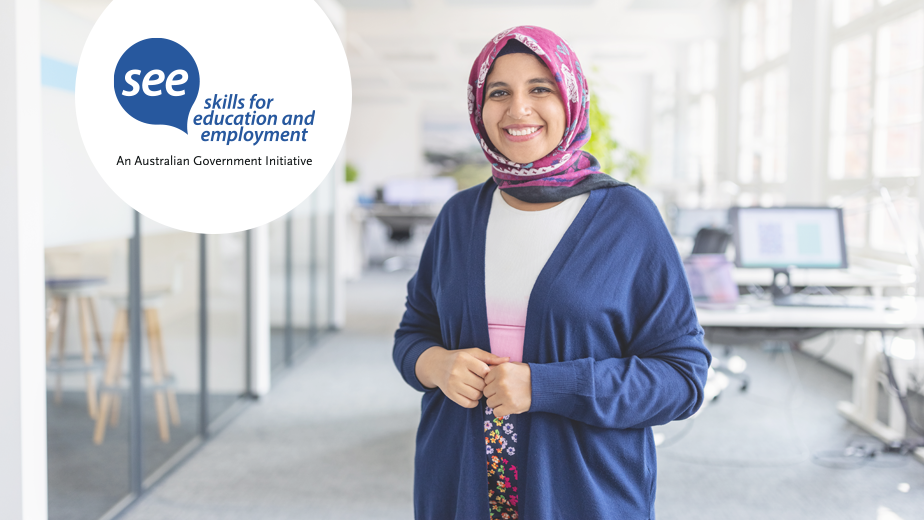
<box><xmin>47</xmin><ymin>391</ymin><xmax>240</xmax><ymax>520</ymax></box>
<box><xmin>115</xmin><ymin>270</ymin><xmax>924</xmax><ymax>520</ymax></box>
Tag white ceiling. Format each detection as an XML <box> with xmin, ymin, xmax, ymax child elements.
<box><xmin>43</xmin><ymin>0</ymin><xmax>727</xmax><ymax>115</ymax></box>
<box><xmin>344</xmin><ymin>0</ymin><xmax>727</xmax><ymax>111</ymax></box>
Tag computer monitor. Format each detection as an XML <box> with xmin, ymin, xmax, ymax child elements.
<box><xmin>382</xmin><ymin>178</ymin><xmax>457</xmax><ymax>206</ymax></box>
<box><xmin>672</xmin><ymin>208</ymin><xmax>730</xmax><ymax>238</ymax></box>
<box><xmin>730</xmin><ymin>206</ymin><xmax>848</xmax><ymax>270</ymax></box>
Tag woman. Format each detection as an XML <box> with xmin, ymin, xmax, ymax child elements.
<box><xmin>394</xmin><ymin>25</ymin><xmax>710</xmax><ymax>520</ymax></box>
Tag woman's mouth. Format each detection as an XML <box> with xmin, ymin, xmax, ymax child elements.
<box><xmin>504</xmin><ymin>126</ymin><xmax>542</xmax><ymax>142</ymax></box>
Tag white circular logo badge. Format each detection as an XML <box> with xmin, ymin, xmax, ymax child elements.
<box><xmin>76</xmin><ymin>0</ymin><xmax>352</xmax><ymax>233</ymax></box>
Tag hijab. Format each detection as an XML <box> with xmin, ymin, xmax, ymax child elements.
<box><xmin>468</xmin><ymin>26</ymin><xmax>626</xmax><ymax>203</ymax></box>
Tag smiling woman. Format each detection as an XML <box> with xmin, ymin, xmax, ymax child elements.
<box><xmin>481</xmin><ymin>44</ymin><xmax>566</xmax><ymax>167</ymax></box>
<box><xmin>394</xmin><ymin>25</ymin><xmax>711</xmax><ymax>520</ymax></box>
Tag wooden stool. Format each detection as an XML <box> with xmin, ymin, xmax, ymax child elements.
<box><xmin>94</xmin><ymin>301</ymin><xmax>181</xmax><ymax>445</ymax></box>
<box><xmin>45</xmin><ymin>278</ymin><xmax>107</xmax><ymax>420</ymax></box>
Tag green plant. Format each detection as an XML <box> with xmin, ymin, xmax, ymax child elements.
<box><xmin>583</xmin><ymin>91</ymin><xmax>648</xmax><ymax>185</ymax></box>
<box><xmin>345</xmin><ymin>162</ymin><xmax>359</xmax><ymax>183</ymax></box>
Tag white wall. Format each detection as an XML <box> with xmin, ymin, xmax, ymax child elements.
<box><xmin>346</xmin><ymin>99</ymin><xmax>423</xmax><ymax>193</ymax></box>
<box><xmin>1</xmin><ymin>0</ymin><xmax>48</xmax><ymax>518</ymax></box>
<box><xmin>41</xmin><ymin>1</ymin><xmax>134</xmax><ymax>248</ymax></box>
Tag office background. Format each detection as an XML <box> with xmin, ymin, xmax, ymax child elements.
<box><xmin>2</xmin><ymin>0</ymin><xmax>924</xmax><ymax>519</ymax></box>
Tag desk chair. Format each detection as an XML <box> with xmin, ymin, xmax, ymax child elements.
<box><xmin>93</xmin><ymin>266</ymin><xmax>182</xmax><ymax>445</ymax></box>
<box><xmin>691</xmin><ymin>227</ymin><xmax>732</xmax><ymax>255</ymax></box>
<box><xmin>371</xmin><ymin>206</ymin><xmax>438</xmax><ymax>272</ymax></box>
<box><xmin>687</xmin><ymin>228</ymin><xmax>746</xmax><ymax>392</ymax></box>
<box><xmin>45</xmin><ymin>278</ymin><xmax>107</xmax><ymax>419</ymax></box>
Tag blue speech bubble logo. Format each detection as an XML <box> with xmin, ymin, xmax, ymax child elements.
<box><xmin>114</xmin><ymin>38</ymin><xmax>200</xmax><ymax>134</ymax></box>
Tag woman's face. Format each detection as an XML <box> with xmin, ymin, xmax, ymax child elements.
<box><xmin>482</xmin><ymin>53</ymin><xmax>566</xmax><ymax>165</ymax></box>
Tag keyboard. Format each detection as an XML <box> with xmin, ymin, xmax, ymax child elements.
<box><xmin>773</xmin><ymin>294</ymin><xmax>879</xmax><ymax>309</ymax></box>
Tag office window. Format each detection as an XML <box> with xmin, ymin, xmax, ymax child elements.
<box><xmin>873</xmin><ymin>11</ymin><xmax>922</xmax><ymax>178</ymax></box>
<box><xmin>833</xmin><ymin>0</ymin><xmax>901</xmax><ymax>28</ymax></box>
<box><xmin>869</xmin><ymin>196</ymin><xmax>919</xmax><ymax>253</ymax></box>
<box><xmin>650</xmin><ymin>71</ymin><xmax>677</xmax><ymax>184</ymax></box>
<box><xmin>833</xmin><ymin>0</ymin><xmax>876</xmax><ymax>27</ymax></box>
<box><xmin>739</xmin><ymin>68</ymin><xmax>789</xmax><ymax>186</ymax></box>
<box><xmin>686</xmin><ymin>40</ymin><xmax>718</xmax><ymax>188</ymax></box>
<box><xmin>829</xmin><ymin>35</ymin><xmax>873</xmax><ymax>179</ymax></box>
<box><xmin>827</xmin><ymin>2</ymin><xmax>923</xmax><ymax>261</ymax></box>
<box><xmin>741</xmin><ymin>0</ymin><xmax>791</xmax><ymax>72</ymax></box>
<box><xmin>737</xmin><ymin>0</ymin><xmax>791</xmax><ymax>203</ymax></box>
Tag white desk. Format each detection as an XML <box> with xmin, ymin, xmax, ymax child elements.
<box><xmin>731</xmin><ymin>267</ymin><xmax>914</xmax><ymax>294</ymax></box>
<box><xmin>696</xmin><ymin>297</ymin><xmax>924</xmax><ymax>463</ymax></box>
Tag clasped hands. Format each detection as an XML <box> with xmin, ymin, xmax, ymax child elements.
<box><xmin>415</xmin><ymin>347</ymin><xmax>531</xmax><ymax>418</ymax></box>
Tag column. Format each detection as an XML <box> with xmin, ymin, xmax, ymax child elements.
<box><xmin>0</xmin><ymin>0</ymin><xmax>48</xmax><ymax>518</ymax></box>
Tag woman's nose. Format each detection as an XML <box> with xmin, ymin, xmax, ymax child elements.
<box><xmin>506</xmin><ymin>92</ymin><xmax>532</xmax><ymax>119</ymax></box>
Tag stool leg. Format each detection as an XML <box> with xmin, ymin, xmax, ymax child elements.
<box><xmin>46</xmin><ymin>297</ymin><xmax>60</xmax><ymax>364</ymax></box>
<box><xmin>79</xmin><ymin>297</ymin><xmax>99</xmax><ymax>420</ymax></box>
<box><xmin>87</xmin><ymin>297</ymin><xmax>106</xmax><ymax>360</ymax></box>
<box><xmin>94</xmin><ymin>309</ymin><xmax>127</xmax><ymax>445</ymax></box>
<box><xmin>145</xmin><ymin>308</ymin><xmax>171</xmax><ymax>442</ymax></box>
<box><xmin>149</xmin><ymin>310</ymin><xmax>181</xmax><ymax>426</ymax></box>
<box><xmin>55</xmin><ymin>296</ymin><xmax>68</xmax><ymax>405</ymax></box>
<box><xmin>110</xmin><ymin>394</ymin><xmax>121</xmax><ymax>427</ymax></box>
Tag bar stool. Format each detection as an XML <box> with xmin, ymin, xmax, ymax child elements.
<box><xmin>45</xmin><ymin>277</ymin><xmax>108</xmax><ymax>419</ymax></box>
<box><xmin>93</xmin><ymin>268</ymin><xmax>182</xmax><ymax>445</ymax></box>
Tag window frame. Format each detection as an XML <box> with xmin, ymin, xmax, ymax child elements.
<box><xmin>735</xmin><ymin>0</ymin><xmax>793</xmax><ymax>206</ymax></box>
<box><xmin>822</xmin><ymin>0</ymin><xmax>924</xmax><ymax>265</ymax></box>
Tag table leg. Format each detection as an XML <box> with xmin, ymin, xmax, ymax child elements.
<box><xmin>55</xmin><ymin>296</ymin><xmax>68</xmax><ymax>405</ymax></box>
<box><xmin>145</xmin><ymin>308</ymin><xmax>171</xmax><ymax>442</ymax></box>
<box><xmin>94</xmin><ymin>309</ymin><xmax>127</xmax><ymax>445</ymax></box>
<box><xmin>79</xmin><ymin>297</ymin><xmax>99</xmax><ymax>420</ymax></box>
<box><xmin>837</xmin><ymin>329</ymin><xmax>924</xmax><ymax>464</ymax></box>
<box><xmin>87</xmin><ymin>297</ymin><xmax>106</xmax><ymax>359</ymax></box>
<box><xmin>111</xmin><ymin>394</ymin><xmax>121</xmax><ymax>426</ymax></box>
<box><xmin>46</xmin><ymin>297</ymin><xmax>60</xmax><ymax>364</ymax></box>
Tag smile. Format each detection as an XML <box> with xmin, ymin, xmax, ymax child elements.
<box><xmin>503</xmin><ymin>126</ymin><xmax>542</xmax><ymax>142</ymax></box>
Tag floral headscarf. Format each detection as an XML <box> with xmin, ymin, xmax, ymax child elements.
<box><xmin>468</xmin><ymin>26</ymin><xmax>625</xmax><ymax>203</ymax></box>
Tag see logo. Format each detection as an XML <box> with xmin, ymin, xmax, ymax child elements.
<box><xmin>114</xmin><ymin>38</ymin><xmax>200</xmax><ymax>133</ymax></box>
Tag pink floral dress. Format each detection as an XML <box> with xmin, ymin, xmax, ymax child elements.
<box><xmin>484</xmin><ymin>402</ymin><xmax>519</xmax><ymax>519</ymax></box>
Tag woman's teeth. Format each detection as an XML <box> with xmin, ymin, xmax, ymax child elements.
<box><xmin>506</xmin><ymin>127</ymin><xmax>539</xmax><ymax>136</ymax></box>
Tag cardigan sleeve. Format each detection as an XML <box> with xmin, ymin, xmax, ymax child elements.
<box><xmin>393</xmin><ymin>214</ymin><xmax>445</xmax><ymax>393</ymax></box>
<box><xmin>528</xmin><ymin>333</ymin><xmax>709</xmax><ymax>429</ymax></box>
<box><xmin>528</xmin><ymin>189</ymin><xmax>711</xmax><ymax>429</ymax></box>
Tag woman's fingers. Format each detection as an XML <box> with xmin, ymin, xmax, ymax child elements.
<box><xmin>462</xmin><ymin>372</ymin><xmax>486</xmax><ymax>392</ymax></box>
<box><xmin>438</xmin><ymin>348</ymin><xmax>512</xmax><ymax>409</ymax></box>
<box><xmin>466</xmin><ymin>348</ymin><xmax>509</xmax><ymax>367</ymax></box>
<box><xmin>451</xmin><ymin>393</ymin><xmax>479</xmax><ymax>408</ymax></box>
<box><xmin>456</xmin><ymin>382</ymin><xmax>483</xmax><ymax>402</ymax></box>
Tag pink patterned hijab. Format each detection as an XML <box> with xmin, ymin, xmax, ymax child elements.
<box><xmin>468</xmin><ymin>26</ymin><xmax>625</xmax><ymax>203</ymax></box>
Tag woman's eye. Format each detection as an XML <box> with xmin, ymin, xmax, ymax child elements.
<box><xmin>532</xmin><ymin>87</ymin><xmax>552</xmax><ymax>94</ymax></box>
<box><xmin>489</xmin><ymin>90</ymin><xmax>508</xmax><ymax>98</ymax></box>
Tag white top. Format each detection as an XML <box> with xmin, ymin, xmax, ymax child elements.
<box><xmin>484</xmin><ymin>188</ymin><xmax>589</xmax><ymax>362</ymax></box>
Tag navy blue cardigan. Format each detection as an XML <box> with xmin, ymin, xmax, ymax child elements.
<box><xmin>393</xmin><ymin>179</ymin><xmax>710</xmax><ymax>519</ymax></box>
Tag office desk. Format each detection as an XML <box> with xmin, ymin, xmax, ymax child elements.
<box><xmin>731</xmin><ymin>267</ymin><xmax>913</xmax><ymax>294</ymax></box>
<box><xmin>696</xmin><ymin>297</ymin><xmax>924</xmax><ymax>463</ymax></box>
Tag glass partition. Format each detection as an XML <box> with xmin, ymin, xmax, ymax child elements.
<box><xmin>139</xmin><ymin>218</ymin><xmax>200</xmax><ymax>481</ymax></box>
<box><xmin>42</xmin><ymin>4</ymin><xmax>135</xmax><ymax>518</ymax></box>
<box><xmin>207</xmin><ymin>232</ymin><xmax>248</xmax><ymax>422</ymax></box>
<box><xmin>45</xmin><ymin>235</ymin><xmax>134</xmax><ymax>520</ymax></box>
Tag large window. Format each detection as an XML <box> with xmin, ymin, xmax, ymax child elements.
<box><xmin>737</xmin><ymin>0</ymin><xmax>792</xmax><ymax>206</ymax></box>
<box><xmin>686</xmin><ymin>40</ymin><xmax>719</xmax><ymax>199</ymax></box>
<box><xmin>827</xmin><ymin>0</ymin><xmax>923</xmax><ymax>260</ymax></box>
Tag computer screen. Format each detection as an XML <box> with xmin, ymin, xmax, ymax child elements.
<box><xmin>730</xmin><ymin>207</ymin><xmax>848</xmax><ymax>269</ymax></box>
<box><xmin>672</xmin><ymin>208</ymin><xmax>729</xmax><ymax>238</ymax></box>
<box><xmin>382</xmin><ymin>177</ymin><xmax>457</xmax><ymax>205</ymax></box>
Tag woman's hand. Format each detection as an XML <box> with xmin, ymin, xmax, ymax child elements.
<box><xmin>484</xmin><ymin>362</ymin><xmax>532</xmax><ymax>417</ymax></box>
<box><xmin>415</xmin><ymin>347</ymin><xmax>509</xmax><ymax>409</ymax></box>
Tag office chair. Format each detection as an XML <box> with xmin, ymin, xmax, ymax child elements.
<box><xmin>691</xmin><ymin>227</ymin><xmax>732</xmax><ymax>255</ymax></box>
<box><xmin>687</xmin><ymin>227</ymin><xmax>746</xmax><ymax>393</ymax></box>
